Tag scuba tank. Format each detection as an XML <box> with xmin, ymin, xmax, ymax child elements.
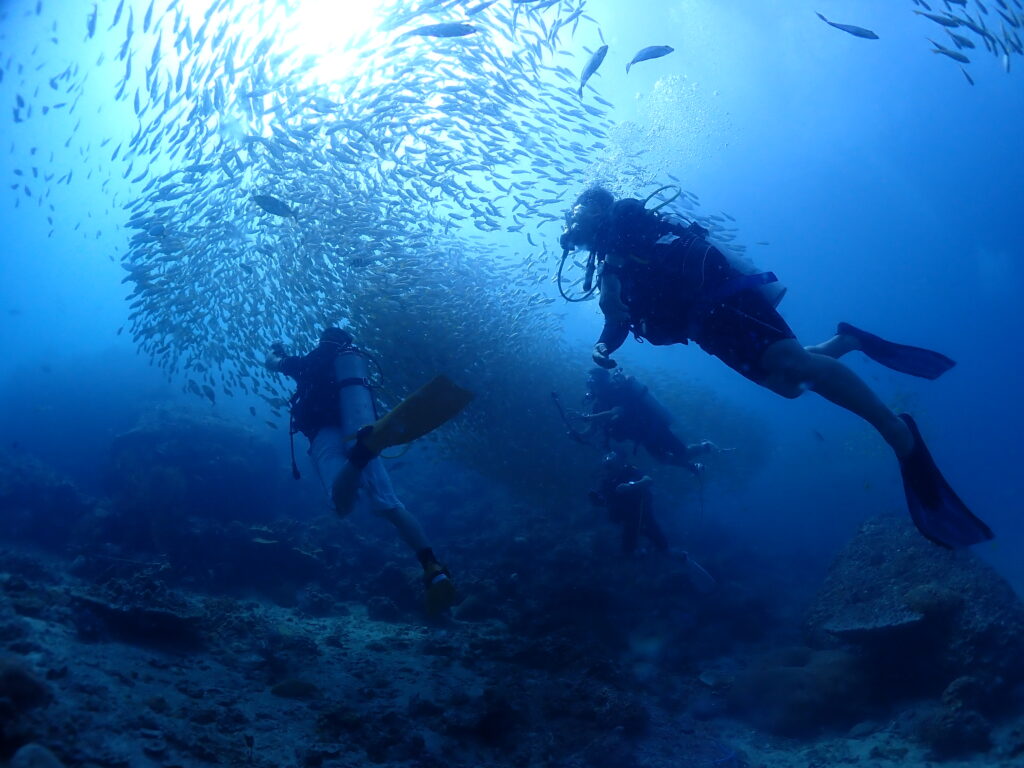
<box><xmin>331</xmin><ymin>346</ymin><xmax>378</xmax><ymax>517</ymax></box>
<box><xmin>334</xmin><ymin>346</ymin><xmax>377</xmax><ymax>438</ymax></box>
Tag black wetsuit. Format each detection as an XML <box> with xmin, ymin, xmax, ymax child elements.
<box><xmin>277</xmin><ymin>343</ymin><xmax>342</xmax><ymax>440</ymax></box>
<box><xmin>591</xmin><ymin>464</ymin><xmax>669</xmax><ymax>555</ymax></box>
<box><xmin>587</xmin><ymin>375</ymin><xmax>692</xmax><ymax>466</ymax></box>
<box><xmin>595</xmin><ymin>199</ymin><xmax>795</xmax><ymax>383</ymax></box>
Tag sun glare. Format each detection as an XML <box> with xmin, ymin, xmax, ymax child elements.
<box><xmin>286</xmin><ymin>0</ymin><xmax>383</xmax><ymax>64</ymax></box>
<box><xmin>175</xmin><ymin>0</ymin><xmax>385</xmax><ymax>80</ymax></box>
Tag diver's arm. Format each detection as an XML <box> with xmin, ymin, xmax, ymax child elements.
<box><xmin>587</xmin><ymin>406</ymin><xmax>624</xmax><ymax>423</ymax></box>
<box><xmin>264</xmin><ymin>344</ymin><xmax>286</xmax><ymax>372</ymax></box>
<box><xmin>686</xmin><ymin>440</ymin><xmax>717</xmax><ymax>457</ymax></box>
<box><xmin>615</xmin><ymin>475</ymin><xmax>653</xmax><ymax>494</ymax></box>
<box><xmin>265</xmin><ymin>343</ymin><xmax>301</xmax><ymax>377</ymax></box>
<box><xmin>593</xmin><ymin>270</ymin><xmax>630</xmax><ymax>368</ymax></box>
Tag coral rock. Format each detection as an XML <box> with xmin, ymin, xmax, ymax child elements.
<box><xmin>10</xmin><ymin>743</ymin><xmax>65</xmax><ymax>768</ymax></box>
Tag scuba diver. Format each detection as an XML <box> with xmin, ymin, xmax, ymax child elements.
<box><xmin>559</xmin><ymin>186</ymin><xmax>993</xmax><ymax>550</ymax></box>
<box><xmin>589</xmin><ymin>451</ymin><xmax>716</xmax><ymax>591</ymax></box>
<box><xmin>266</xmin><ymin>327</ymin><xmax>473</xmax><ymax>613</ymax></box>
<box><xmin>582</xmin><ymin>367</ymin><xmax>717</xmax><ymax>474</ymax></box>
<box><xmin>589</xmin><ymin>451</ymin><xmax>669</xmax><ymax>555</ymax></box>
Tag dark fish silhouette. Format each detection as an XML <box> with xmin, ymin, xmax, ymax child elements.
<box><xmin>253</xmin><ymin>194</ymin><xmax>297</xmax><ymax>218</ymax></box>
<box><xmin>110</xmin><ymin>0</ymin><xmax>124</xmax><ymax>30</ymax></box>
<box><xmin>626</xmin><ymin>45</ymin><xmax>674</xmax><ymax>73</ymax></box>
<box><xmin>816</xmin><ymin>13</ymin><xmax>879</xmax><ymax>39</ymax></box>
<box><xmin>928</xmin><ymin>38</ymin><xmax>970</xmax><ymax>62</ymax></box>
<box><xmin>913</xmin><ymin>9</ymin><xmax>961</xmax><ymax>27</ymax></box>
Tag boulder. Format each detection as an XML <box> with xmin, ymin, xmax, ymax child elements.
<box><xmin>10</xmin><ymin>743</ymin><xmax>65</xmax><ymax>768</ymax></box>
<box><xmin>805</xmin><ymin>515</ymin><xmax>1024</xmax><ymax>703</ymax></box>
<box><xmin>0</xmin><ymin>656</ymin><xmax>51</xmax><ymax>711</ymax></box>
<box><xmin>104</xmin><ymin>405</ymin><xmax>285</xmax><ymax>530</ymax></box>
<box><xmin>69</xmin><ymin>593</ymin><xmax>204</xmax><ymax>652</ymax></box>
<box><xmin>0</xmin><ymin>454</ymin><xmax>92</xmax><ymax>552</ymax></box>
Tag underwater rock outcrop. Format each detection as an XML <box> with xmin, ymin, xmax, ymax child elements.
<box><xmin>104</xmin><ymin>405</ymin><xmax>286</xmax><ymax>530</ymax></box>
<box><xmin>0</xmin><ymin>655</ymin><xmax>52</xmax><ymax>759</ymax></box>
<box><xmin>9</xmin><ymin>743</ymin><xmax>66</xmax><ymax>768</ymax></box>
<box><xmin>805</xmin><ymin>515</ymin><xmax>1024</xmax><ymax>694</ymax></box>
<box><xmin>0</xmin><ymin>454</ymin><xmax>92</xmax><ymax>554</ymax></box>
<box><xmin>804</xmin><ymin>514</ymin><xmax>1024</xmax><ymax>755</ymax></box>
<box><xmin>69</xmin><ymin>591</ymin><xmax>205</xmax><ymax>653</ymax></box>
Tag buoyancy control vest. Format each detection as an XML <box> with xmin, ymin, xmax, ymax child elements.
<box><xmin>596</xmin><ymin>200</ymin><xmax>781</xmax><ymax>343</ymax></box>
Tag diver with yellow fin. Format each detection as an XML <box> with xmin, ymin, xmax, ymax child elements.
<box><xmin>266</xmin><ymin>328</ymin><xmax>473</xmax><ymax>614</ymax></box>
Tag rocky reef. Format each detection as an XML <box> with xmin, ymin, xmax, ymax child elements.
<box><xmin>0</xmin><ymin>428</ymin><xmax>1021</xmax><ymax>767</ymax></box>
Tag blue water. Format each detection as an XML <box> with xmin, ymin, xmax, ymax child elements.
<box><xmin>0</xmin><ymin>1</ymin><xmax>1022</xmax><ymax>762</ymax></box>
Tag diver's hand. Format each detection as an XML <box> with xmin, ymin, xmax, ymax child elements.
<box><xmin>265</xmin><ymin>342</ymin><xmax>287</xmax><ymax>371</ymax></box>
<box><xmin>616</xmin><ymin>476</ymin><xmax>652</xmax><ymax>494</ymax></box>
<box><xmin>592</xmin><ymin>343</ymin><xmax>617</xmax><ymax>369</ymax></box>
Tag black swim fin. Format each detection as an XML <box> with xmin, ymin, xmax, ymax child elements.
<box><xmin>897</xmin><ymin>414</ymin><xmax>993</xmax><ymax>549</ymax></box>
<box><xmin>838</xmin><ymin>322</ymin><xmax>955</xmax><ymax>380</ymax></box>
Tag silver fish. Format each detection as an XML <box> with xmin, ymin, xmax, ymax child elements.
<box><xmin>625</xmin><ymin>45</ymin><xmax>674</xmax><ymax>73</ymax></box>
<box><xmin>402</xmin><ymin>23</ymin><xmax>477</xmax><ymax>39</ymax></box>
<box><xmin>928</xmin><ymin>37</ymin><xmax>971</xmax><ymax>60</ymax></box>
<box><xmin>252</xmin><ymin>194</ymin><xmax>297</xmax><ymax>218</ymax></box>
<box><xmin>815</xmin><ymin>12</ymin><xmax>879</xmax><ymax>39</ymax></box>
<box><xmin>577</xmin><ymin>44</ymin><xmax>607</xmax><ymax>97</ymax></box>
<box><xmin>914</xmin><ymin>10</ymin><xmax>962</xmax><ymax>26</ymax></box>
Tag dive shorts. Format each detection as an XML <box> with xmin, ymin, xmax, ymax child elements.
<box><xmin>309</xmin><ymin>426</ymin><xmax>405</xmax><ymax>515</ymax></box>
<box><xmin>692</xmin><ymin>288</ymin><xmax>796</xmax><ymax>383</ymax></box>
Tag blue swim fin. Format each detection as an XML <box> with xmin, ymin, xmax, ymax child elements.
<box><xmin>898</xmin><ymin>414</ymin><xmax>993</xmax><ymax>549</ymax></box>
<box><xmin>838</xmin><ymin>322</ymin><xmax>955</xmax><ymax>380</ymax></box>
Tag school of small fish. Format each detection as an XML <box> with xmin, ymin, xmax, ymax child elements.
<box><xmin>2</xmin><ymin>0</ymin><xmax>626</xmax><ymax>420</ymax></box>
<box><xmin>1</xmin><ymin>0</ymin><xmax>1019</xmax><ymax>433</ymax></box>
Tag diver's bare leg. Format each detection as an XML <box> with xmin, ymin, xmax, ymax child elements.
<box><xmin>374</xmin><ymin>505</ymin><xmax>430</xmax><ymax>553</ymax></box>
<box><xmin>804</xmin><ymin>332</ymin><xmax>859</xmax><ymax>359</ymax></box>
<box><xmin>759</xmin><ymin>339</ymin><xmax>914</xmax><ymax>458</ymax></box>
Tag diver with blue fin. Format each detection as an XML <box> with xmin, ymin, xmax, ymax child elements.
<box><xmin>266</xmin><ymin>327</ymin><xmax>474</xmax><ymax>613</ymax></box>
<box><xmin>559</xmin><ymin>186</ymin><xmax>993</xmax><ymax>549</ymax></box>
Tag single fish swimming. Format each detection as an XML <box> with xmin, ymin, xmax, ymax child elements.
<box><xmin>253</xmin><ymin>194</ymin><xmax>297</xmax><ymax>218</ymax></box>
<box><xmin>816</xmin><ymin>13</ymin><xmax>879</xmax><ymax>39</ymax></box>
<box><xmin>625</xmin><ymin>45</ymin><xmax>674</xmax><ymax>73</ymax></box>
<box><xmin>913</xmin><ymin>10</ymin><xmax>962</xmax><ymax>27</ymax></box>
<box><xmin>578</xmin><ymin>44</ymin><xmax>608</xmax><ymax>97</ymax></box>
<box><xmin>928</xmin><ymin>38</ymin><xmax>971</xmax><ymax>62</ymax></box>
<box><xmin>402</xmin><ymin>23</ymin><xmax>477</xmax><ymax>39</ymax></box>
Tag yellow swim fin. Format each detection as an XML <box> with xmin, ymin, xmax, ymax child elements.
<box><xmin>362</xmin><ymin>375</ymin><xmax>474</xmax><ymax>455</ymax></box>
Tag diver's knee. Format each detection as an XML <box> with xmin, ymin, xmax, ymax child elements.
<box><xmin>763</xmin><ymin>375</ymin><xmax>804</xmax><ymax>399</ymax></box>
